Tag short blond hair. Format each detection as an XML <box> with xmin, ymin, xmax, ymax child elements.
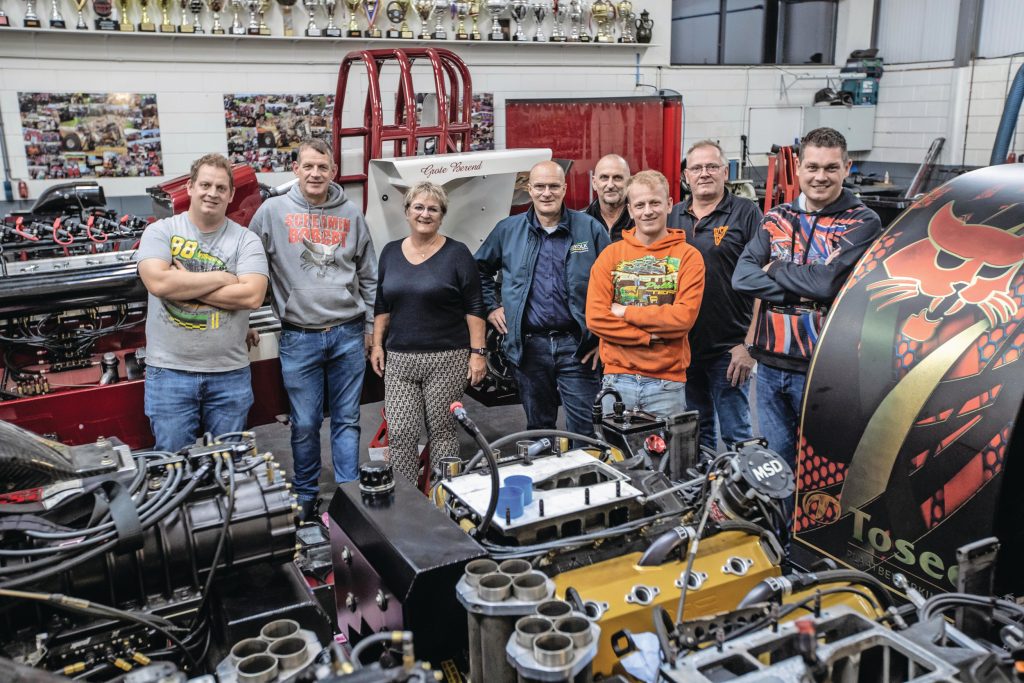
<box><xmin>625</xmin><ymin>170</ymin><xmax>670</xmax><ymax>201</ymax></box>
<box><xmin>404</xmin><ymin>181</ymin><xmax>448</xmax><ymax>215</ymax></box>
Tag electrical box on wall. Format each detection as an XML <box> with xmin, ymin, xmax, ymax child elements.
<box><xmin>802</xmin><ymin>104</ymin><xmax>876</xmax><ymax>151</ymax></box>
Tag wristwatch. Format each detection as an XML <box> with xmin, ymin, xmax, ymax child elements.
<box><xmin>470</xmin><ymin>348</ymin><xmax>487</xmax><ymax>356</ymax></box>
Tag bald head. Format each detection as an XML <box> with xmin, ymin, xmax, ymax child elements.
<box><xmin>592</xmin><ymin>154</ymin><xmax>631</xmax><ymax>212</ymax></box>
<box><xmin>528</xmin><ymin>160</ymin><xmax>567</xmax><ymax>227</ymax></box>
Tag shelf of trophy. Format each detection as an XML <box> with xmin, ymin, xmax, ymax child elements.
<box><xmin>0</xmin><ymin>25</ymin><xmax>657</xmax><ymax>48</ymax></box>
<box><xmin>0</xmin><ymin>1</ymin><xmax>660</xmax><ymax>53</ymax></box>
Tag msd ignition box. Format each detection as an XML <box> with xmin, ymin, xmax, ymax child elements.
<box><xmin>593</xmin><ymin>388</ymin><xmax>701</xmax><ymax>480</ymax></box>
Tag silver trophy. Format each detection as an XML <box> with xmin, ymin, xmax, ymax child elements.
<box><xmin>189</xmin><ymin>0</ymin><xmax>204</xmax><ymax>29</ymax></box>
<box><xmin>549</xmin><ymin>0</ymin><xmax>566</xmax><ymax>40</ymax></box>
<box><xmin>430</xmin><ymin>0</ymin><xmax>447</xmax><ymax>38</ymax></box>
<box><xmin>245</xmin><ymin>0</ymin><xmax>258</xmax><ymax>32</ymax></box>
<box><xmin>567</xmin><ymin>0</ymin><xmax>586</xmax><ymax>41</ymax></box>
<box><xmin>529</xmin><ymin>0</ymin><xmax>546</xmax><ymax>40</ymax></box>
<box><xmin>508</xmin><ymin>0</ymin><xmax>526</xmax><ymax>40</ymax></box>
<box><xmin>302</xmin><ymin>0</ymin><xmax>320</xmax><ymax>33</ymax></box>
<box><xmin>23</xmin><ymin>0</ymin><xmax>42</xmax><ymax>27</ymax></box>
<box><xmin>484</xmin><ymin>0</ymin><xmax>506</xmax><ymax>40</ymax></box>
<box><xmin>228</xmin><ymin>0</ymin><xmax>245</xmax><ymax>32</ymax></box>
<box><xmin>207</xmin><ymin>0</ymin><xmax>224</xmax><ymax>31</ymax></box>
<box><xmin>323</xmin><ymin>0</ymin><xmax>341</xmax><ymax>35</ymax></box>
<box><xmin>48</xmin><ymin>0</ymin><xmax>66</xmax><ymax>27</ymax></box>
<box><xmin>412</xmin><ymin>0</ymin><xmax>430</xmax><ymax>38</ymax></box>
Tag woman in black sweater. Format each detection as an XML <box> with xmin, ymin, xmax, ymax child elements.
<box><xmin>370</xmin><ymin>181</ymin><xmax>487</xmax><ymax>484</ymax></box>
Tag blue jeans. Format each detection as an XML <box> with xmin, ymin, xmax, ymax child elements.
<box><xmin>602</xmin><ymin>373</ymin><xmax>687</xmax><ymax>418</ymax></box>
<box><xmin>510</xmin><ymin>331</ymin><xmax>602</xmax><ymax>438</ymax></box>
<box><xmin>686</xmin><ymin>353</ymin><xmax>754</xmax><ymax>452</ymax></box>
<box><xmin>279</xmin><ymin>319</ymin><xmax>366</xmax><ymax>501</ymax></box>
<box><xmin>756</xmin><ymin>363</ymin><xmax>806</xmax><ymax>527</ymax></box>
<box><xmin>144</xmin><ymin>365</ymin><xmax>253</xmax><ymax>452</ymax></box>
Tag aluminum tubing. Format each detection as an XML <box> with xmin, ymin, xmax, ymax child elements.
<box><xmin>480</xmin><ymin>613</ymin><xmax>519</xmax><ymax>683</ymax></box>
<box><xmin>467</xmin><ymin>610</ymin><xmax>484</xmax><ymax>683</ymax></box>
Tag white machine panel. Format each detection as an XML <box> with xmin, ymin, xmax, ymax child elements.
<box><xmin>364</xmin><ymin>148</ymin><xmax>551</xmax><ymax>251</ymax></box>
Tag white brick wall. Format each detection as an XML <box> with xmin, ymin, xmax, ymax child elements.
<box><xmin>867</xmin><ymin>55</ymin><xmax>1024</xmax><ymax>167</ymax></box>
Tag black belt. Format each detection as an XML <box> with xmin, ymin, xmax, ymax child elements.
<box><xmin>281</xmin><ymin>320</ymin><xmax>345</xmax><ymax>333</ymax></box>
<box><xmin>524</xmin><ymin>329</ymin><xmax>577</xmax><ymax>338</ymax></box>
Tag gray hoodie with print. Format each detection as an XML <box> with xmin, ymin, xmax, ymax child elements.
<box><xmin>248</xmin><ymin>182</ymin><xmax>377</xmax><ymax>332</ymax></box>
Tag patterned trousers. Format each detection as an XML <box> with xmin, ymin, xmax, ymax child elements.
<box><xmin>384</xmin><ymin>348</ymin><xmax>469</xmax><ymax>483</ymax></box>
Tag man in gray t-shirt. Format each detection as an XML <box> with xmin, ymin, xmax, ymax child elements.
<box><xmin>137</xmin><ymin>153</ymin><xmax>268</xmax><ymax>451</ymax></box>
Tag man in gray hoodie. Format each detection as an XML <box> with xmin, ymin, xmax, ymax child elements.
<box><xmin>249</xmin><ymin>138</ymin><xmax>377</xmax><ymax>521</ymax></box>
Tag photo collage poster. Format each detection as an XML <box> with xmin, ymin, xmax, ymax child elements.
<box><xmin>224</xmin><ymin>93</ymin><xmax>334</xmax><ymax>172</ymax></box>
<box><xmin>19</xmin><ymin>92</ymin><xmax>162</xmax><ymax>180</ymax></box>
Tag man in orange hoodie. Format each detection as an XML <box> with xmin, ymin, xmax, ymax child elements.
<box><xmin>586</xmin><ymin>170</ymin><xmax>706</xmax><ymax>417</ymax></box>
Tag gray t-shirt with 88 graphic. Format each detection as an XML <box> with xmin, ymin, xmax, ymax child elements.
<box><xmin>136</xmin><ymin>212</ymin><xmax>268</xmax><ymax>372</ymax></box>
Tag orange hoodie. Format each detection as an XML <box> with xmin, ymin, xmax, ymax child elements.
<box><xmin>586</xmin><ymin>228</ymin><xmax>705</xmax><ymax>382</ymax></box>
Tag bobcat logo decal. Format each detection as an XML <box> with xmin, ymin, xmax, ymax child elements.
<box><xmin>866</xmin><ymin>202</ymin><xmax>1024</xmax><ymax>341</ymax></box>
<box><xmin>300</xmin><ymin>237</ymin><xmax>340</xmax><ymax>278</ymax></box>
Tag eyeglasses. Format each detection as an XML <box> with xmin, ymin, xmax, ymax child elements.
<box><xmin>686</xmin><ymin>163</ymin><xmax>723</xmax><ymax>175</ymax></box>
<box><xmin>409</xmin><ymin>204</ymin><xmax>442</xmax><ymax>215</ymax></box>
<box><xmin>530</xmin><ymin>183</ymin><xmax>565</xmax><ymax>193</ymax></box>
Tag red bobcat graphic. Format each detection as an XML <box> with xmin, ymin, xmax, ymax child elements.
<box><xmin>867</xmin><ymin>202</ymin><xmax>1024</xmax><ymax>341</ymax></box>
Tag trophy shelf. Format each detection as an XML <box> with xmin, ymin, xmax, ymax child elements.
<box><xmin>0</xmin><ymin>25</ymin><xmax>656</xmax><ymax>49</ymax></box>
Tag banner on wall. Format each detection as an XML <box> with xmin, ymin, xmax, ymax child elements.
<box><xmin>471</xmin><ymin>93</ymin><xmax>494</xmax><ymax>152</ymax></box>
<box><xmin>18</xmin><ymin>92</ymin><xmax>163</xmax><ymax>180</ymax></box>
<box><xmin>224</xmin><ymin>93</ymin><xmax>334</xmax><ymax>172</ymax></box>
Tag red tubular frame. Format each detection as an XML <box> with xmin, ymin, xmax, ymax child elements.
<box><xmin>332</xmin><ymin>48</ymin><xmax>473</xmax><ymax>207</ymax></box>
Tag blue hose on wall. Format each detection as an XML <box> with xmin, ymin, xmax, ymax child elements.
<box><xmin>990</xmin><ymin>62</ymin><xmax>1024</xmax><ymax>165</ymax></box>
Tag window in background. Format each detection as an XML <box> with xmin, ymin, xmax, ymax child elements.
<box><xmin>670</xmin><ymin>0</ymin><xmax>837</xmax><ymax>65</ymax></box>
<box><xmin>876</xmin><ymin>0</ymin><xmax>959</xmax><ymax>64</ymax></box>
<box><xmin>977</xmin><ymin>0</ymin><xmax>1024</xmax><ymax>59</ymax></box>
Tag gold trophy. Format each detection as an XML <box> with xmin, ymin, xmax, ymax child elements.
<box><xmin>453</xmin><ymin>0</ymin><xmax>467</xmax><ymax>39</ymax></box>
<box><xmin>73</xmin><ymin>0</ymin><xmax>89</xmax><ymax>27</ymax></box>
<box><xmin>256</xmin><ymin>0</ymin><xmax>269</xmax><ymax>33</ymax></box>
<box><xmin>136</xmin><ymin>0</ymin><xmax>156</xmax><ymax>29</ymax></box>
<box><xmin>158</xmin><ymin>0</ymin><xmax>174</xmax><ymax>31</ymax></box>
<box><xmin>590</xmin><ymin>0</ymin><xmax>612</xmax><ymax>42</ymax></box>
<box><xmin>207</xmin><ymin>0</ymin><xmax>225</xmax><ymax>31</ymax></box>
<box><xmin>467</xmin><ymin>0</ymin><xmax>480</xmax><ymax>39</ymax></box>
<box><xmin>277</xmin><ymin>0</ymin><xmax>297</xmax><ymax>35</ymax></box>
<box><xmin>362</xmin><ymin>0</ymin><xmax>379</xmax><ymax>36</ymax></box>
<box><xmin>342</xmin><ymin>0</ymin><xmax>359</xmax><ymax>34</ymax></box>
<box><xmin>117</xmin><ymin>0</ymin><xmax>134</xmax><ymax>28</ymax></box>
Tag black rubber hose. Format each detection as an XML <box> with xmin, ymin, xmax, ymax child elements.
<box><xmin>638</xmin><ymin>526</ymin><xmax>694</xmax><ymax>567</ymax></box>
<box><xmin>474</xmin><ymin>444</ymin><xmax>502</xmax><ymax>540</ymax></box>
<box><xmin>592</xmin><ymin>386</ymin><xmax>624</xmax><ymax>441</ymax></box>
<box><xmin>738</xmin><ymin>568</ymin><xmax>894</xmax><ymax>610</ymax></box>
<box><xmin>450</xmin><ymin>403</ymin><xmax>502</xmax><ymax>541</ymax></box>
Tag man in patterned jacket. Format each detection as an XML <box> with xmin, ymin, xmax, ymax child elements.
<box><xmin>732</xmin><ymin>128</ymin><xmax>882</xmax><ymax>509</ymax></box>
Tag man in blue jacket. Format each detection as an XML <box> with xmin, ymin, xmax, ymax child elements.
<box><xmin>476</xmin><ymin>160</ymin><xmax>611</xmax><ymax>437</ymax></box>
